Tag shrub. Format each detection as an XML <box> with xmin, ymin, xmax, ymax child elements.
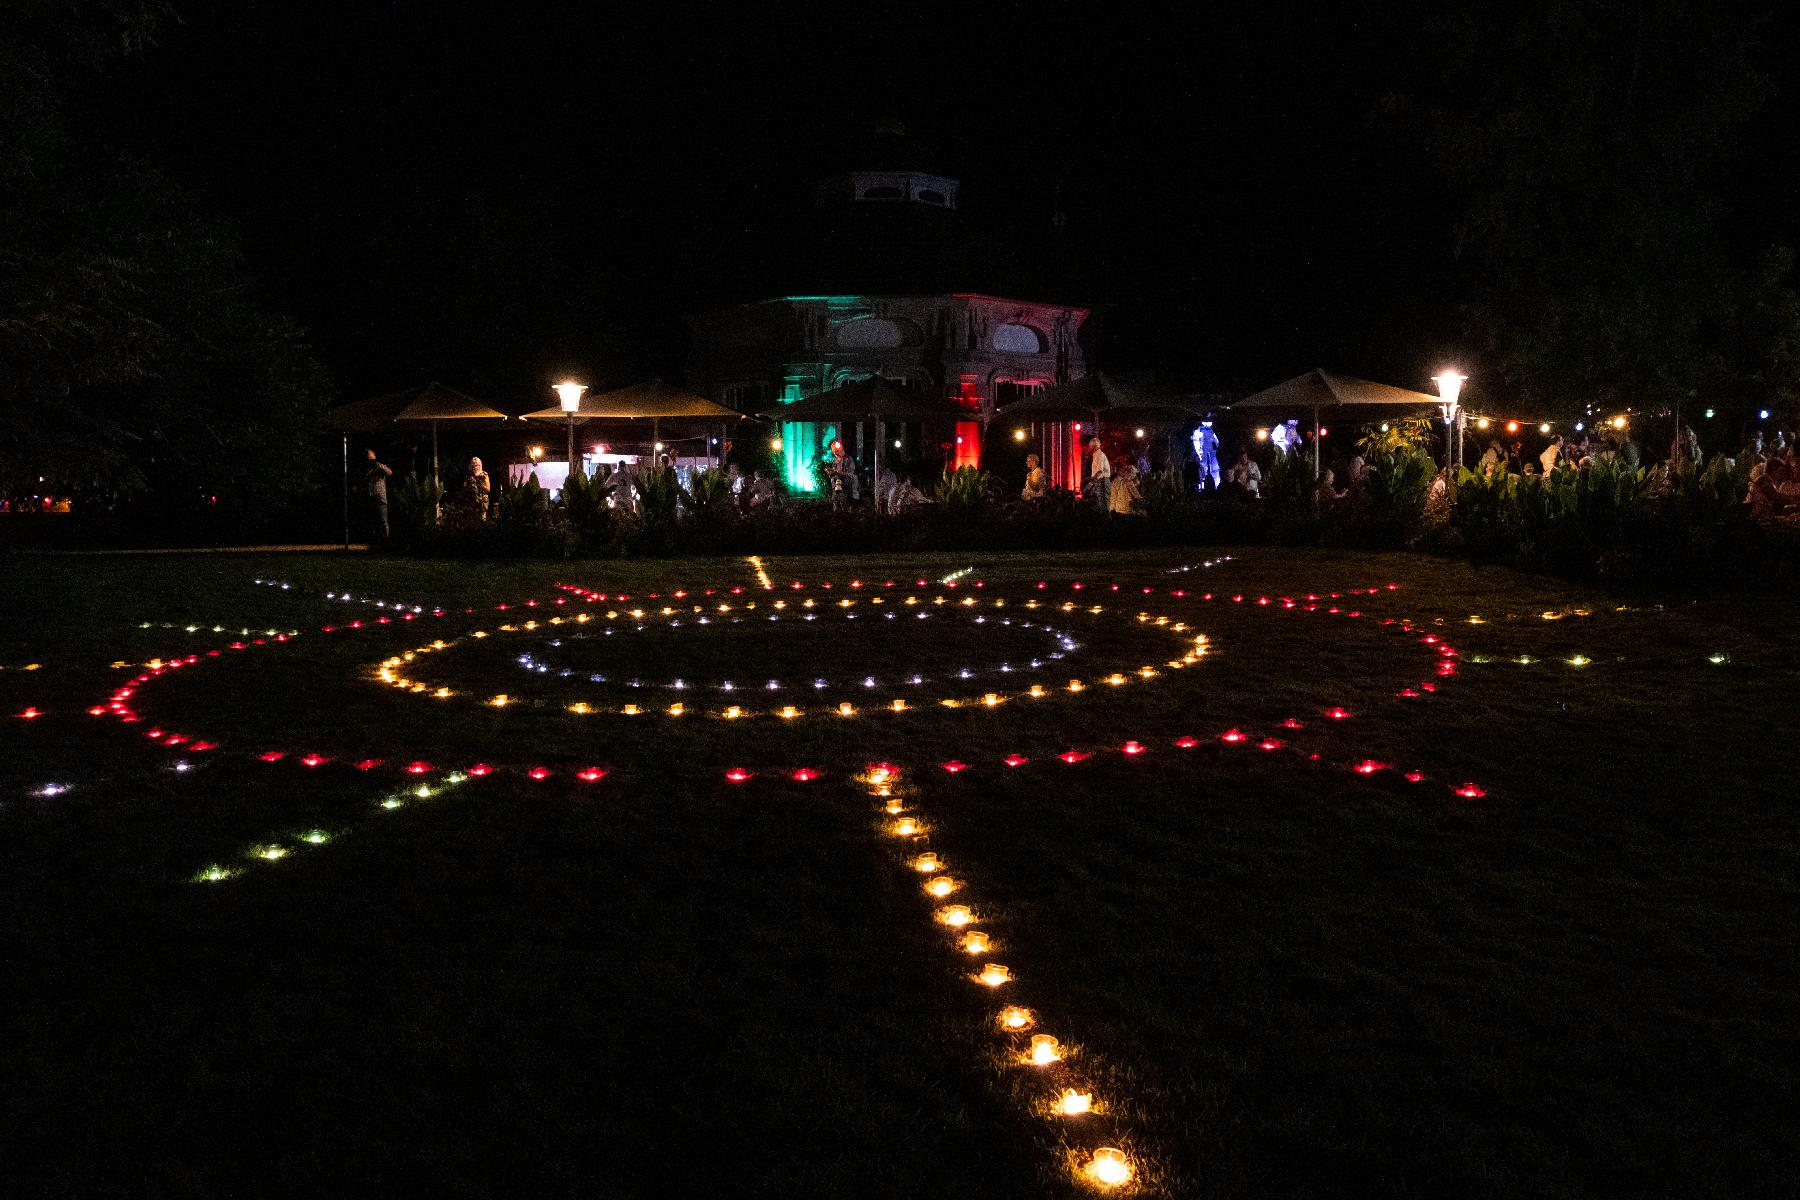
<box><xmin>387</xmin><ymin>475</ymin><xmax>442</xmax><ymax>550</ymax></box>
<box><xmin>681</xmin><ymin>468</ymin><xmax>733</xmax><ymax>516</ymax></box>
<box><xmin>934</xmin><ymin>466</ymin><xmax>991</xmax><ymax>520</ymax></box>
<box><xmin>561</xmin><ymin>466</ymin><xmax>618</xmax><ymax>550</ymax></box>
<box><xmin>635</xmin><ymin>468</ymin><xmax>681</xmax><ymax>526</ymax></box>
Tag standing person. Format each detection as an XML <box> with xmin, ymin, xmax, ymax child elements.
<box><xmin>1190</xmin><ymin>419</ymin><xmax>1222</xmax><ymax>491</ymax></box>
<box><xmin>1539</xmin><ymin>434</ymin><xmax>1563</xmax><ymax>476</ymax></box>
<box><xmin>364</xmin><ymin>448</ymin><xmax>392</xmax><ymax>539</ymax></box>
<box><xmin>1085</xmin><ymin>436</ymin><xmax>1112</xmax><ymax>512</ymax></box>
<box><xmin>1021</xmin><ymin>453</ymin><xmax>1047</xmax><ymax>500</ymax></box>
<box><xmin>464</xmin><ymin>456</ymin><xmax>491</xmax><ymax>519</ymax></box>
<box><xmin>1479</xmin><ymin>440</ymin><xmax>1503</xmax><ymax>475</ymax></box>
<box><xmin>1111</xmin><ymin>462</ymin><xmax>1143</xmax><ymax>513</ymax></box>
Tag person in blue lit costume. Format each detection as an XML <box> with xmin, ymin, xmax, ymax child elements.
<box><xmin>1269</xmin><ymin>419</ymin><xmax>1300</xmax><ymax>456</ymax></box>
<box><xmin>1191</xmin><ymin>417</ymin><xmax>1221</xmax><ymax>491</ymax></box>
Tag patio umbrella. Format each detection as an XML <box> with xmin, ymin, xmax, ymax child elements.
<box><xmin>520</xmin><ymin>380</ymin><xmax>744</xmax><ymax>467</ymax></box>
<box><xmin>1231</xmin><ymin>369</ymin><xmax>1441</xmax><ymax>477</ymax></box>
<box><xmin>327</xmin><ymin>382</ymin><xmax>509</xmax><ymax>544</ymax></box>
<box><xmin>997</xmin><ymin>373</ymin><xmax>1199</xmax><ymax>425</ymax></box>
<box><xmin>758</xmin><ymin>377</ymin><xmax>962</xmax><ymax>495</ymax></box>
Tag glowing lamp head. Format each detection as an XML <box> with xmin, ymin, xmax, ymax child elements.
<box><xmin>1432</xmin><ymin>369</ymin><xmax>1466</xmax><ymax>412</ymax></box>
<box><xmin>1086</xmin><ymin>1147</ymin><xmax>1132</xmax><ymax>1187</ymax></box>
<box><xmin>1056</xmin><ymin>1089</ymin><xmax>1093</xmax><ymax>1116</ymax></box>
<box><xmin>1028</xmin><ymin>1034</ymin><xmax>1062</xmax><ymax>1065</ymax></box>
<box><xmin>1539</xmin><ymin>422</ymin><xmax>1552</xmax><ymax>434</ymax></box>
<box><xmin>529</xmin><ymin>445</ymin><xmax>543</xmax><ymax>460</ymax></box>
<box><xmin>553</xmin><ymin>381</ymin><xmax>587</xmax><ymax>413</ymax></box>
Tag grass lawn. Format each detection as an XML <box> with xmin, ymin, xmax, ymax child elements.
<box><xmin>1</xmin><ymin>547</ymin><xmax>1794</xmax><ymax>1198</ymax></box>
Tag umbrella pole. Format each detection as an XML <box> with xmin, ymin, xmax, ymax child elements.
<box><xmin>874</xmin><ymin>419</ymin><xmax>883</xmax><ymax>511</ymax></box>
<box><xmin>432</xmin><ymin>421</ymin><xmax>441</xmax><ymax>522</ymax></box>
<box><xmin>341</xmin><ymin>433</ymin><xmax>350</xmax><ymax>550</ymax></box>
<box><xmin>1313</xmin><ymin>405</ymin><xmax>1321</xmax><ymax>479</ymax></box>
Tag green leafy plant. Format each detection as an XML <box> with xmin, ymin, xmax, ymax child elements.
<box><xmin>1137</xmin><ymin>468</ymin><xmax>1194</xmax><ymax>521</ymax></box>
<box><xmin>561</xmin><ymin>465</ymin><xmax>617</xmax><ymax>547</ymax></box>
<box><xmin>681</xmin><ymin>467</ymin><xmax>732</xmax><ymax>516</ymax></box>
<box><xmin>387</xmin><ymin>475</ymin><xmax>442</xmax><ymax>548</ymax></box>
<box><xmin>635</xmin><ymin>466</ymin><xmax>681</xmax><ymax>525</ymax></box>
<box><xmin>933</xmin><ymin>466</ymin><xmax>991</xmax><ymax>519</ymax></box>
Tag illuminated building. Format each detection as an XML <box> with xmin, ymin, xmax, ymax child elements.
<box><xmin>688</xmin><ymin>123</ymin><xmax>1091</xmax><ymax>491</ymax></box>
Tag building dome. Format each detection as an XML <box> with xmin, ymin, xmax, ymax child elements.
<box><xmin>811</xmin><ymin>121</ymin><xmax>960</xmax><ymax>211</ymax></box>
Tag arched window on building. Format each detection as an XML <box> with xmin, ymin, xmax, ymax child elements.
<box><xmin>993</xmin><ymin>324</ymin><xmax>1046</xmax><ymax>353</ymax></box>
<box><xmin>837</xmin><ymin>318</ymin><xmax>920</xmax><ymax>350</ymax></box>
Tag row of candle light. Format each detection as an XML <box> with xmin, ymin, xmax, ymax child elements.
<box><xmin>191</xmin><ymin>768</ymin><xmax>477</xmax><ymax>883</ymax></box>
<box><xmin>370</xmin><ymin>594</ymin><xmax>1204</xmax><ymax>722</ymax></box>
<box><xmin>863</xmin><ymin>761</ymin><xmax>1139</xmax><ymax>1189</ymax></box>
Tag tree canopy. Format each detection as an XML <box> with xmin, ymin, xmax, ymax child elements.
<box><xmin>1389</xmin><ymin>0</ymin><xmax>1800</xmax><ymax>419</ymax></box>
<box><xmin>0</xmin><ymin>0</ymin><xmax>333</xmax><ymax>511</ymax></box>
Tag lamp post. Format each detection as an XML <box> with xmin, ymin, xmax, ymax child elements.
<box><xmin>1433</xmin><ymin>370</ymin><xmax>1467</xmax><ymax>471</ymax></box>
<box><xmin>554</xmin><ymin>381</ymin><xmax>587</xmax><ymax>490</ymax></box>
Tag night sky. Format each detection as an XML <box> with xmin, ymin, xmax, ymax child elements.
<box><xmin>74</xmin><ymin>2</ymin><xmax>1797</xmax><ymax>407</ymax></box>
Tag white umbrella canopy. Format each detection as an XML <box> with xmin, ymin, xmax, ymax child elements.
<box><xmin>1231</xmin><ymin>369</ymin><xmax>1443</xmax><ymax>476</ymax></box>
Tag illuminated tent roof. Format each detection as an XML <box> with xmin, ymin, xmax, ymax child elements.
<box><xmin>997</xmin><ymin>373</ymin><xmax>1199</xmax><ymax>422</ymax></box>
<box><xmin>327</xmin><ymin>382</ymin><xmax>508</xmax><ymax>431</ymax></box>
<box><xmin>1230</xmin><ymin>369</ymin><xmax>1440</xmax><ymax>413</ymax></box>
<box><xmin>759</xmin><ymin>376</ymin><xmax>961</xmax><ymax>422</ymax></box>
<box><xmin>519</xmin><ymin>380</ymin><xmax>742</xmax><ymax>422</ymax></box>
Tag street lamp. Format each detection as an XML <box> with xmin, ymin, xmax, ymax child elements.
<box><xmin>1433</xmin><ymin>370</ymin><xmax>1467</xmax><ymax>470</ymax></box>
<box><xmin>554</xmin><ymin>381</ymin><xmax>587</xmax><ymax>487</ymax></box>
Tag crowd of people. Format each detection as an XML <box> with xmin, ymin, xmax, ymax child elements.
<box><xmin>358</xmin><ymin>418</ymin><xmax>1800</xmax><ymax>539</ymax></box>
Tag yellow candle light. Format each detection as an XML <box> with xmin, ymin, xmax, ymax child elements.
<box><xmin>1028</xmin><ymin>685</ymin><xmax>1045</xmax><ymax>698</ymax></box>
<box><xmin>891</xmin><ymin>698</ymin><xmax>908</xmax><ymax>712</ymax></box>
<box><xmin>924</xmin><ymin>876</ymin><xmax>961</xmax><ymax>898</ymax></box>
<box><xmin>1028</xmin><ymin>1034</ymin><xmax>1061</xmax><ymax>1065</ymax></box>
<box><xmin>724</xmin><ymin>705</ymin><xmax>742</xmax><ymax>719</ymax></box>
<box><xmin>1056</xmin><ymin>1089</ymin><xmax>1092</xmax><ymax>1116</ymax></box>
<box><xmin>912</xmin><ymin>852</ymin><xmax>942</xmax><ymax>873</ymax></box>
<box><xmin>936</xmin><ymin>904</ymin><xmax>973</xmax><ymax>927</ymax></box>
<box><xmin>960</xmin><ymin>930</ymin><xmax>991</xmax><ymax>954</ymax></box>
<box><xmin>838</xmin><ymin>701</ymin><xmax>856</xmax><ymax>717</ymax></box>
<box><xmin>780</xmin><ymin>706</ymin><xmax>799</xmax><ymax>720</ymax></box>
<box><xmin>667</xmin><ymin>703</ymin><xmax>684</xmax><ymax>716</ymax></box>
<box><xmin>998</xmin><ymin>1005</ymin><xmax>1033</xmax><ymax>1030</ymax></box>
<box><xmin>976</xmin><ymin>963</ymin><xmax>1012</xmax><ymax>987</ymax></box>
<box><xmin>893</xmin><ymin>816</ymin><xmax>921</xmax><ymax>836</ymax></box>
<box><xmin>622</xmin><ymin>704</ymin><xmax>641</xmax><ymax>715</ymax></box>
<box><xmin>1085</xmin><ymin>1147</ymin><xmax>1132</xmax><ymax>1187</ymax></box>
